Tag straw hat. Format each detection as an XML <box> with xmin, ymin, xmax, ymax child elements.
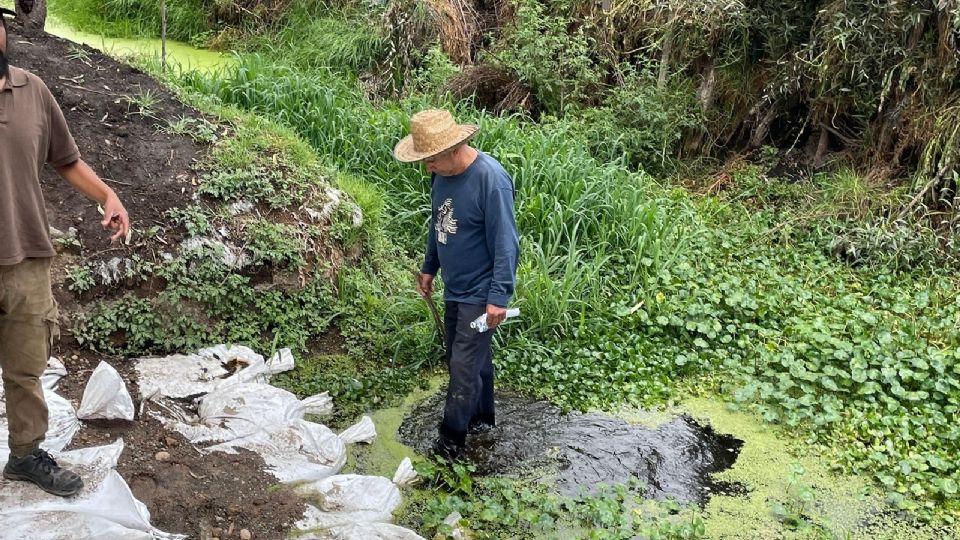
<box><xmin>393</xmin><ymin>109</ymin><xmax>479</xmax><ymax>162</ymax></box>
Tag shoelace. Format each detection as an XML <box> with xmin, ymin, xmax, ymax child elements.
<box><xmin>29</xmin><ymin>450</ymin><xmax>60</xmax><ymax>475</ymax></box>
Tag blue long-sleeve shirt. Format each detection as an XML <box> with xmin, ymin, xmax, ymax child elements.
<box><xmin>421</xmin><ymin>151</ymin><xmax>519</xmax><ymax>307</ymax></box>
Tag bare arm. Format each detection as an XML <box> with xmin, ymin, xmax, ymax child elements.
<box><xmin>55</xmin><ymin>159</ymin><xmax>130</xmax><ymax>242</ymax></box>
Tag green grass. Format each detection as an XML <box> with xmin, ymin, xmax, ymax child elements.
<box><xmin>50</xmin><ymin>0</ymin><xmax>212</xmax><ymax>43</ymax></box>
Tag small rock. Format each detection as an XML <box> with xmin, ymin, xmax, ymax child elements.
<box><xmin>211</xmin><ymin>528</ymin><xmax>222</xmax><ymax>537</ymax></box>
<box><xmin>155</xmin><ymin>451</ymin><xmax>171</xmax><ymax>462</ymax></box>
<box><xmin>164</xmin><ymin>436</ymin><xmax>180</xmax><ymax>447</ymax></box>
<box><xmin>239</xmin><ymin>529</ymin><xmax>251</xmax><ymax>540</ymax></box>
<box><xmin>71</xmin><ymin>355</ymin><xmax>79</xmax><ymax>360</ymax></box>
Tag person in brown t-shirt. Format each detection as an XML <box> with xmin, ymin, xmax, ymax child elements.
<box><xmin>0</xmin><ymin>10</ymin><xmax>130</xmax><ymax>497</ymax></box>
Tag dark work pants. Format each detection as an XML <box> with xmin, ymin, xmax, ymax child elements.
<box><xmin>438</xmin><ymin>301</ymin><xmax>496</xmax><ymax>446</ymax></box>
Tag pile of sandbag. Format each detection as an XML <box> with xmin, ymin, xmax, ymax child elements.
<box><xmin>135</xmin><ymin>345</ymin><xmax>424</xmax><ymax>539</ymax></box>
<box><xmin>0</xmin><ymin>359</ymin><xmax>182</xmax><ymax>539</ymax></box>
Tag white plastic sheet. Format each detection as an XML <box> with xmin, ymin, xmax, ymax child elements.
<box><xmin>136</xmin><ymin>346</ymin><xmax>297</xmax><ymax>401</ymax></box>
<box><xmin>295</xmin><ymin>475</ymin><xmax>401</xmax><ymax>516</ymax></box>
<box><xmin>392</xmin><ymin>457</ymin><xmax>417</xmax><ymax>487</ymax></box>
<box><xmin>77</xmin><ymin>361</ymin><xmax>135</xmax><ymax>421</ymax></box>
<box><xmin>0</xmin><ymin>437</ymin><xmax>182</xmax><ymax>539</ymax></box>
<box><xmin>338</xmin><ymin>415</ymin><xmax>376</xmax><ymax>444</ymax></box>
<box><xmin>296</xmin><ymin>521</ymin><xmax>426</xmax><ymax>540</ymax></box>
<box><xmin>171</xmin><ymin>383</ymin><xmax>347</xmax><ymax>483</ymax></box>
<box><xmin>135</xmin><ymin>345</ymin><xmax>423</xmax><ymax>537</ymax></box>
<box><xmin>302</xmin><ymin>392</ymin><xmax>334</xmax><ymax>416</ymax></box>
<box><xmin>208</xmin><ymin>347</ymin><xmax>295</xmax><ymax>391</ymax></box>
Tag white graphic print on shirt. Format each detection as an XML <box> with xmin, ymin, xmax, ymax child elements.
<box><xmin>435</xmin><ymin>198</ymin><xmax>458</xmax><ymax>244</ymax></box>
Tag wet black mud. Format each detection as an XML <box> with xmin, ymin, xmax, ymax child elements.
<box><xmin>398</xmin><ymin>391</ymin><xmax>745</xmax><ymax>505</ymax></box>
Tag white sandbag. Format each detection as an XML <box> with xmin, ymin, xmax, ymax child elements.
<box><xmin>297</xmin><ymin>521</ymin><xmax>426</xmax><ymax>540</ymax></box>
<box><xmin>392</xmin><ymin>458</ymin><xmax>417</xmax><ymax>487</ymax></box>
<box><xmin>77</xmin><ymin>362</ymin><xmax>135</xmax><ymax>421</ymax></box>
<box><xmin>338</xmin><ymin>415</ymin><xmax>376</xmax><ymax>444</ymax></box>
<box><xmin>296</xmin><ymin>507</ymin><xmax>395</xmax><ymax>531</ymax></box>
<box><xmin>59</xmin><ymin>438</ymin><xmax>125</xmax><ymax>469</ymax></box>
<box><xmin>198</xmin><ymin>344</ymin><xmax>264</xmax><ymax>366</ymax></box>
<box><xmin>302</xmin><ymin>392</ymin><xmax>334</xmax><ymax>416</ymax></box>
<box><xmin>135</xmin><ymin>353</ymin><xmax>228</xmax><ymax>399</ymax></box>
<box><xmin>194</xmin><ymin>382</ymin><xmax>305</xmax><ymax>441</ymax></box>
<box><xmin>207</xmin><ymin>420</ymin><xmax>348</xmax><ymax>484</ymax></box>
<box><xmin>204</xmin><ymin>345</ymin><xmax>268</xmax><ymax>390</ymax></box>
<box><xmin>267</xmin><ymin>348</ymin><xmax>296</xmax><ymax>374</ymax></box>
<box><xmin>135</xmin><ymin>345</ymin><xmax>297</xmax><ymax>400</ymax></box>
<box><xmin>296</xmin><ymin>474</ymin><xmax>401</xmax><ymax>516</ymax></box>
<box><xmin>207</xmin><ymin>347</ymin><xmax>297</xmax><ymax>391</ymax></box>
<box><xmin>0</xmin><ymin>448</ymin><xmax>183</xmax><ymax>540</ymax></box>
<box><xmin>42</xmin><ymin>357</ymin><xmax>68</xmax><ymax>391</ymax></box>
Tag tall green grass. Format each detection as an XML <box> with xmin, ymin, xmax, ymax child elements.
<box><xmin>177</xmin><ymin>55</ymin><xmax>693</xmax><ymax>342</ymax></box>
<box><xmin>50</xmin><ymin>0</ymin><xmax>212</xmax><ymax>42</ymax></box>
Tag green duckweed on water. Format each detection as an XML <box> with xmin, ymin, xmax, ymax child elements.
<box><xmin>341</xmin><ymin>372</ymin><xmax>445</xmax><ymax>479</ymax></box>
<box><xmin>44</xmin><ymin>16</ymin><xmax>232</xmax><ymax>73</ymax></box>
<box><xmin>677</xmin><ymin>398</ymin><xmax>959</xmax><ymax>539</ymax></box>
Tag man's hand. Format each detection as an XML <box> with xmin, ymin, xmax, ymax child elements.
<box><xmin>486</xmin><ymin>304</ymin><xmax>507</xmax><ymax>329</ymax></box>
<box><xmin>55</xmin><ymin>160</ymin><xmax>131</xmax><ymax>243</ymax></box>
<box><xmin>101</xmin><ymin>193</ymin><xmax>130</xmax><ymax>243</ymax></box>
<box><xmin>416</xmin><ymin>272</ymin><xmax>434</xmax><ymax>298</ymax></box>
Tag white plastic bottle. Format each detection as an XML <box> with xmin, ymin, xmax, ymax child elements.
<box><xmin>470</xmin><ymin>308</ymin><xmax>520</xmax><ymax>333</ymax></box>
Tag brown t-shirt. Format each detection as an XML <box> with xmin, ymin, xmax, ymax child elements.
<box><xmin>0</xmin><ymin>66</ymin><xmax>81</xmax><ymax>265</ymax></box>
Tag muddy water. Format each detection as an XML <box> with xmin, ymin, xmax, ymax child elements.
<box><xmin>399</xmin><ymin>391</ymin><xmax>744</xmax><ymax>505</ymax></box>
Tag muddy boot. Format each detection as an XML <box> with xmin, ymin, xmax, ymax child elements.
<box><xmin>4</xmin><ymin>449</ymin><xmax>84</xmax><ymax>497</ymax></box>
<box><xmin>430</xmin><ymin>436</ymin><xmax>464</xmax><ymax>463</ymax></box>
<box><xmin>468</xmin><ymin>415</ymin><xmax>496</xmax><ymax>435</ymax></box>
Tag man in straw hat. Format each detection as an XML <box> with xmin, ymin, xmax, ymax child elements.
<box><xmin>0</xmin><ymin>9</ymin><xmax>130</xmax><ymax>496</ymax></box>
<box><xmin>395</xmin><ymin>109</ymin><xmax>519</xmax><ymax>461</ymax></box>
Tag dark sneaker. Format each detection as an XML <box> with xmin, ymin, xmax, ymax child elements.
<box><xmin>4</xmin><ymin>449</ymin><xmax>84</xmax><ymax>497</ymax></box>
<box><xmin>430</xmin><ymin>436</ymin><xmax>464</xmax><ymax>463</ymax></box>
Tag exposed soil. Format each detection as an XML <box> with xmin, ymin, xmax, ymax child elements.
<box><xmin>8</xmin><ymin>27</ymin><xmax>202</xmax><ymax>317</ymax></box>
<box><xmin>6</xmin><ymin>26</ymin><xmax>305</xmax><ymax>539</ymax></box>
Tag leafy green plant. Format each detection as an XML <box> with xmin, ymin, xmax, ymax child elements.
<box><xmin>407</xmin><ymin>466</ymin><xmax>705</xmax><ymax>540</ymax></box>
<box><xmin>411</xmin><ymin>43</ymin><xmax>460</xmax><ymax>95</ymax></box>
<box><xmin>67</xmin><ymin>264</ymin><xmax>95</xmax><ymax>293</ymax></box>
<box><xmin>245</xmin><ymin>220</ymin><xmax>306</xmax><ymax>268</ymax></box>
<box><xmin>493</xmin><ymin>1</ymin><xmax>606</xmax><ymax>114</ymax></box>
<box><xmin>165</xmin><ymin>205</ymin><xmax>212</xmax><ymax>237</ymax></box>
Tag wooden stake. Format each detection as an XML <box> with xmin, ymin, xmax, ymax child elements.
<box><xmin>160</xmin><ymin>0</ymin><xmax>167</xmax><ymax>72</ymax></box>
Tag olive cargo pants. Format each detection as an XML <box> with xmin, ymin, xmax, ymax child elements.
<box><xmin>0</xmin><ymin>258</ymin><xmax>58</xmax><ymax>457</ymax></box>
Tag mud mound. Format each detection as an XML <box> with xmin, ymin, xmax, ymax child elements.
<box><xmin>399</xmin><ymin>390</ymin><xmax>744</xmax><ymax>504</ymax></box>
